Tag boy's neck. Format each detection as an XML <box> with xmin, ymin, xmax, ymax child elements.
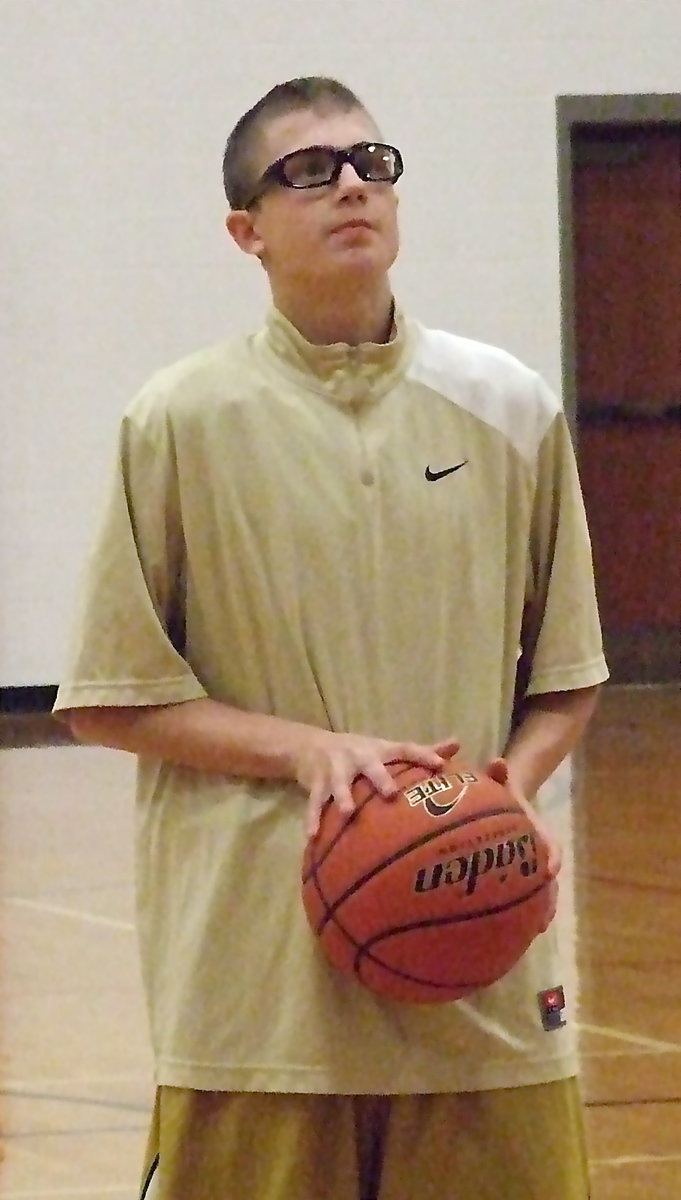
<box><xmin>272</xmin><ymin>278</ymin><xmax>395</xmax><ymax>347</ymax></box>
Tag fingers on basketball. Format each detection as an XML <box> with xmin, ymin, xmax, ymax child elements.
<box><xmin>361</xmin><ymin>760</ymin><xmax>401</xmax><ymax>800</ymax></box>
<box><xmin>539</xmin><ymin>879</ymin><xmax>559</xmax><ymax>932</ymax></box>
<box><xmin>306</xmin><ymin>771</ymin><xmax>336</xmax><ymax>839</ymax></box>
<box><xmin>431</xmin><ymin>737</ymin><xmax>460</xmax><ymax>762</ymax></box>
<box><xmin>544</xmin><ymin>836</ymin><xmax>563</xmax><ymax>879</ymax></box>
<box><xmin>331</xmin><ymin>773</ymin><xmax>356</xmax><ymax>815</ymax></box>
<box><xmin>393</xmin><ymin>740</ymin><xmax>457</xmax><ymax>773</ymax></box>
<box><xmin>306</xmin><ymin>791</ymin><xmax>324</xmax><ymax>839</ymax></box>
<box><xmin>484</xmin><ymin>757</ymin><xmax>509</xmax><ymax>786</ymax></box>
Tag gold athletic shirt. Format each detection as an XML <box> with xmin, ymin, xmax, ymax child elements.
<box><xmin>55</xmin><ymin>307</ymin><xmax>608</xmax><ymax>1093</ymax></box>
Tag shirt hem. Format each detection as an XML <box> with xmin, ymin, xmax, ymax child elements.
<box><xmin>53</xmin><ymin>678</ymin><xmax>208</xmax><ymax>712</ymax></box>
<box><xmin>526</xmin><ymin>657</ymin><xmax>609</xmax><ymax>697</ymax></box>
<box><xmin>154</xmin><ymin>1052</ymin><xmax>580</xmax><ymax>1095</ymax></box>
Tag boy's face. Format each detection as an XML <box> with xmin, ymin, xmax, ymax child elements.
<box><xmin>229</xmin><ymin>106</ymin><xmax>400</xmax><ymax>292</ymax></box>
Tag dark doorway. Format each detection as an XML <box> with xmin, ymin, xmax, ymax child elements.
<box><xmin>558</xmin><ymin>100</ymin><xmax>681</xmax><ymax>684</ymax></box>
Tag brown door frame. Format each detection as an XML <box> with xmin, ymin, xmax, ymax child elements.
<box><xmin>556</xmin><ymin>94</ymin><xmax>681</xmax><ymax>684</ymax></box>
<box><xmin>556</xmin><ymin>92</ymin><xmax>681</xmax><ymax>427</ymax></box>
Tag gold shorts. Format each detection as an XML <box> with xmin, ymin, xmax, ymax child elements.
<box><xmin>140</xmin><ymin>1078</ymin><xmax>590</xmax><ymax>1200</ymax></box>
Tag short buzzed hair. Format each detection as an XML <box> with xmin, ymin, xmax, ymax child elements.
<box><xmin>222</xmin><ymin>77</ymin><xmax>373</xmax><ymax>210</ymax></box>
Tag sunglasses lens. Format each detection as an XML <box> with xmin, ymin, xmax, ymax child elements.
<box><xmin>354</xmin><ymin>144</ymin><xmax>401</xmax><ymax>182</ymax></box>
<box><xmin>282</xmin><ymin>148</ymin><xmax>337</xmax><ymax>187</ymax></box>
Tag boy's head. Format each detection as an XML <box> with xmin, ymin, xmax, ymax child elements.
<box><xmin>222</xmin><ymin>77</ymin><xmax>374</xmax><ymax>212</ymax></box>
<box><xmin>224</xmin><ymin>77</ymin><xmax>402</xmax><ymax>299</ymax></box>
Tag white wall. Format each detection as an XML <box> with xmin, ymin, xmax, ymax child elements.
<box><xmin>3</xmin><ymin>0</ymin><xmax>681</xmax><ymax>685</ymax></box>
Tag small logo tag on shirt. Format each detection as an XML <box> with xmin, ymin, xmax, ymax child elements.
<box><xmin>538</xmin><ymin>986</ymin><xmax>567</xmax><ymax>1031</ymax></box>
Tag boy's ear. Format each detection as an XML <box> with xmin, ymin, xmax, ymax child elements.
<box><xmin>226</xmin><ymin>210</ymin><xmax>265</xmax><ymax>259</ymax></box>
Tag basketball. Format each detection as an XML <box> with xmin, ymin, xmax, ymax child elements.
<box><xmin>301</xmin><ymin>756</ymin><xmax>552</xmax><ymax>1003</ymax></box>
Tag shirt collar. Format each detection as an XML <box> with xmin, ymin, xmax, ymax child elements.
<box><xmin>257</xmin><ymin>302</ymin><xmax>411</xmax><ymax>408</ymax></box>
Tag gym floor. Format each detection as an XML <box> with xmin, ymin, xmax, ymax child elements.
<box><xmin>1</xmin><ymin>684</ymin><xmax>679</xmax><ymax>1199</ymax></box>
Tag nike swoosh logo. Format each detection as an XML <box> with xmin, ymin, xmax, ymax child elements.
<box><xmin>424</xmin><ymin>460</ymin><xmax>469</xmax><ymax>481</ymax></box>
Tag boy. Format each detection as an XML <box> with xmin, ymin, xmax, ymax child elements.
<box><xmin>56</xmin><ymin>77</ymin><xmax>607</xmax><ymax>1199</ymax></box>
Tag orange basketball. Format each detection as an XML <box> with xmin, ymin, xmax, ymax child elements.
<box><xmin>301</xmin><ymin>756</ymin><xmax>552</xmax><ymax>1003</ymax></box>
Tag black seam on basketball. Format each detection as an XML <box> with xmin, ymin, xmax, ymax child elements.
<box><xmin>307</xmin><ymin>856</ymin><xmax>548</xmax><ymax>995</ymax></box>
<box><xmin>310</xmin><ymin>868</ymin><xmax>364</xmax><ymax>953</ymax></box>
<box><xmin>314</xmin><ymin>805</ymin><xmax>521</xmax><ymax>932</ymax></box>
<box><xmin>353</xmin><ymin>878</ymin><xmax>550</xmax><ymax>975</ymax></box>
<box><xmin>309</xmin><ymin>869</ymin><xmax>464</xmax><ymax>992</ymax></box>
<box><xmin>301</xmin><ymin>761</ymin><xmax>423</xmax><ymax>884</ymax></box>
<box><xmin>354</xmin><ymin>878</ymin><xmax>551</xmax><ymax>988</ymax></box>
<box><xmin>359</xmin><ymin>956</ymin><xmax>499</xmax><ymax>992</ymax></box>
<box><xmin>301</xmin><ymin>793</ymin><xmax>373</xmax><ymax>887</ymax></box>
<box><xmin>308</xmin><ymin>858</ymin><xmax>348</xmax><ymax>935</ymax></box>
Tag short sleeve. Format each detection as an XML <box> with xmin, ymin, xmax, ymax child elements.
<box><xmin>54</xmin><ymin>399</ymin><xmax>208</xmax><ymax>712</ymax></box>
<box><xmin>519</xmin><ymin>405</ymin><xmax>609</xmax><ymax>697</ymax></box>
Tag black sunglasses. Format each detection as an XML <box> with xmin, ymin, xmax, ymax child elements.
<box><xmin>243</xmin><ymin>141</ymin><xmax>403</xmax><ymax>209</ymax></box>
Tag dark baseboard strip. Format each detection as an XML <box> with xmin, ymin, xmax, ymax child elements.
<box><xmin>0</xmin><ymin>685</ymin><xmax>59</xmax><ymax>714</ymax></box>
<box><xmin>0</xmin><ymin>714</ymin><xmax>74</xmax><ymax>749</ymax></box>
<box><xmin>0</xmin><ymin>686</ymin><xmax>73</xmax><ymax>748</ymax></box>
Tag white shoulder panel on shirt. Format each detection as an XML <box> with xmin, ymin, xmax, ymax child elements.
<box><xmin>408</xmin><ymin>325</ymin><xmax>562</xmax><ymax>464</ymax></box>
